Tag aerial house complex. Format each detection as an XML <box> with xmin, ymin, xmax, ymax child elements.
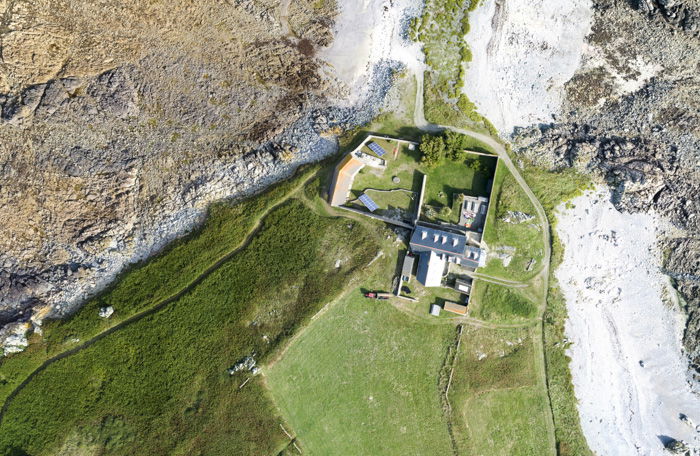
<box><xmin>328</xmin><ymin>134</ymin><xmax>497</xmax><ymax>316</ymax></box>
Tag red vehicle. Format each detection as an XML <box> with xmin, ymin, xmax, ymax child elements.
<box><xmin>364</xmin><ymin>291</ymin><xmax>391</xmax><ymax>300</ymax></box>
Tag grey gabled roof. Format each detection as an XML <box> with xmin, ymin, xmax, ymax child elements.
<box><xmin>409</xmin><ymin>226</ymin><xmax>467</xmax><ymax>257</ymax></box>
<box><xmin>401</xmin><ymin>253</ymin><xmax>415</xmax><ymax>276</ymax></box>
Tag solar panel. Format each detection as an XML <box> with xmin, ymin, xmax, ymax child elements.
<box><xmin>367</xmin><ymin>141</ymin><xmax>386</xmax><ymax>157</ymax></box>
<box><xmin>359</xmin><ymin>193</ymin><xmax>378</xmax><ymax>212</ymax></box>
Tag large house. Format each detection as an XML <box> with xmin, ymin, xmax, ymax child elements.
<box><xmin>409</xmin><ymin>225</ymin><xmax>486</xmax><ymax>287</ymax></box>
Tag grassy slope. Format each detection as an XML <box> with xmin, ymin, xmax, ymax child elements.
<box><xmin>0</xmin><ymin>197</ymin><xmax>380</xmax><ymax>455</ymax></box>
<box><xmin>479</xmin><ymin>160</ymin><xmax>544</xmax><ymax>281</ymax></box>
<box><xmin>267</xmin><ymin>292</ymin><xmax>455</xmax><ymax>456</ymax></box>
<box><xmin>469</xmin><ymin>281</ymin><xmax>537</xmax><ymax>323</ymax></box>
<box><xmin>449</xmin><ymin>326</ymin><xmax>550</xmax><ymax>456</ymax></box>
<box><xmin>0</xmin><ymin>166</ymin><xmax>317</xmax><ymax>405</ymax></box>
<box><xmin>519</xmin><ymin>165</ymin><xmax>593</xmax><ymax>456</ymax></box>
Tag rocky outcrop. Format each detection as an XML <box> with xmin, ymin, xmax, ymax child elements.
<box><xmin>0</xmin><ymin>0</ymin><xmax>402</xmax><ymax>349</ymax></box>
<box><xmin>512</xmin><ymin>0</ymin><xmax>700</xmax><ymax>377</ymax></box>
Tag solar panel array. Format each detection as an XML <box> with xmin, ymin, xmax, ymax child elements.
<box><xmin>359</xmin><ymin>193</ymin><xmax>378</xmax><ymax>212</ymax></box>
<box><xmin>367</xmin><ymin>141</ymin><xmax>386</xmax><ymax>157</ymax></box>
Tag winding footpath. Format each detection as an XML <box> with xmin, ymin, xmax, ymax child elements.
<box><xmin>413</xmin><ymin>70</ymin><xmax>557</xmax><ymax>455</ymax></box>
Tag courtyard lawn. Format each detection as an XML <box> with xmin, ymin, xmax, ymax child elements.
<box><xmin>449</xmin><ymin>326</ymin><xmax>551</xmax><ymax>456</ymax></box>
<box><xmin>266</xmin><ymin>292</ymin><xmax>455</xmax><ymax>456</ymax></box>
<box><xmin>351</xmin><ymin>140</ymin><xmax>496</xmax><ymax>225</ymax></box>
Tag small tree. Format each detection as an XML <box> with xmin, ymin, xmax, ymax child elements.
<box><xmin>444</xmin><ymin>130</ymin><xmax>470</xmax><ymax>161</ymax></box>
<box><xmin>419</xmin><ymin>134</ymin><xmax>446</xmax><ymax>167</ymax></box>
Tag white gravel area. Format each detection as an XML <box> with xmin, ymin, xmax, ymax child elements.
<box><xmin>556</xmin><ymin>189</ymin><xmax>700</xmax><ymax>455</ymax></box>
<box><xmin>463</xmin><ymin>0</ymin><xmax>592</xmax><ymax>133</ymax></box>
<box><xmin>319</xmin><ymin>0</ymin><xmax>424</xmax><ymax>104</ymax></box>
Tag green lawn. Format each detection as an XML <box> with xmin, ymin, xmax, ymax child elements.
<box><xmin>469</xmin><ymin>281</ymin><xmax>537</xmax><ymax>323</ymax></box>
<box><xmin>421</xmin><ymin>154</ymin><xmax>495</xmax><ymax>224</ymax></box>
<box><xmin>351</xmin><ymin>140</ymin><xmax>496</xmax><ymax>225</ymax></box>
<box><xmin>0</xmin><ymin>199</ymin><xmax>381</xmax><ymax>455</ymax></box>
<box><xmin>480</xmin><ymin>160</ymin><xmax>544</xmax><ymax>280</ymax></box>
<box><xmin>449</xmin><ymin>326</ymin><xmax>550</xmax><ymax>456</ymax></box>
<box><xmin>266</xmin><ymin>292</ymin><xmax>455</xmax><ymax>456</ymax></box>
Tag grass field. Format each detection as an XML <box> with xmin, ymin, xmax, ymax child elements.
<box><xmin>449</xmin><ymin>325</ymin><xmax>551</xmax><ymax>456</ymax></box>
<box><xmin>517</xmin><ymin>163</ymin><xmax>593</xmax><ymax>456</ymax></box>
<box><xmin>0</xmin><ymin>195</ymin><xmax>382</xmax><ymax>455</ymax></box>
<box><xmin>469</xmin><ymin>281</ymin><xmax>538</xmax><ymax>323</ymax></box>
<box><xmin>267</xmin><ymin>292</ymin><xmax>455</xmax><ymax>456</ymax></box>
<box><xmin>0</xmin><ymin>166</ymin><xmax>318</xmax><ymax>407</ymax></box>
<box><xmin>480</xmin><ymin>160</ymin><xmax>544</xmax><ymax>281</ymax></box>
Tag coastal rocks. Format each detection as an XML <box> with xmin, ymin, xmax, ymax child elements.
<box><xmin>98</xmin><ymin>306</ymin><xmax>114</xmax><ymax>319</ymax></box>
<box><xmin>0</xmin><ymin>0</ymin><xmax>415</xmax><ymax>356</ymax></box>
<box><xmin>0</xmin><ymin>322</ymin><xmax>30</xmax><ymax>356</ymax></box>
<box><xmin>501</xmin><ymin>211</ymin><xmax>535</xmax><ymax>224</ymax></box>
<box><xmin>228</xmin><ymin>356</ymin><xmax>259</xmax><ymax>375</ymax></box>
<box><xmin>510</xmin><ymin>0</ymin><xmax>700</xmax><ymax>378</ymax></box>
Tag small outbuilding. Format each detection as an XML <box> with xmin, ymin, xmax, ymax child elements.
<box><xmin>443</xmin><ymin>301</ymin><xmax>468</xmax><ymax>315</ymax></box>
<box><xmin>453</xmin><ymin>278</ymin><xmax>472</xmax><ymax>294</ymax></box>
<box><xmin>429</xmin><ymin>304</ymin><xmax>441</xmax><ymax>316</ymax></box>
<box><xmin>401</xmin><ymin>252</ymin><xmax>415</xmax><ymax>282</ymax></box>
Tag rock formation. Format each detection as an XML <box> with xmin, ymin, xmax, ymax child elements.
<box><xmin>512</xmin><ymin>0</ymin><xmax>700</xmax><ymax>378</ymax></box>
<box><xmin>0</xmin><ymin>0</ymin><xmax>389</xmax><ymax>348</ymax></box>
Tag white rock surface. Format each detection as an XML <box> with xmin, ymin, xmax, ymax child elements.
<box><xmin>320</xmin><ymin>0</ymin><xmax>424</xmax><ymax>103</ymax></box>
<box><xmin>463</xmin><ymin>0</ymin><xmax>593</xmax><ymax>133</ymax></box>
<box><xmin>1</xmin><ymin>322</ymin><xmax>30</xmax><ymax>356</ymax></box>
<box><xmin>98</xmin><ymin>306</ymin><xmax>115</xmax><ymax>319</ymax></box>
<box><xmin>556</xmin><ymin>189</ymin><xmax>700</xmax><ymax>455</ymax></box>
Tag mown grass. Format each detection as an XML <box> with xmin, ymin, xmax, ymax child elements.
<box><xmin>449</xmin><ymin>326</ymin><xmax>550</xmax><ymax>455</ymax></box>
<box><xmin>0</xmin><ymin>166</ymin><xmax>317</xmax><ymax>406</ymax></box>
<box><xmin>0</xmin><ymin>198</ymin><xmax>381</xmax><ymax>455</ymax></box>
<box><xmin>470</xmin><ymin>281</ymin><xmax>537</xmax><ymax>323</ymax></box>
<box><xmin>267</xmin><ymin>292</ymin><xmax>455</xmax><ymax>456</ymax></box>
<box><xmin>480</xmin><ymin>160</ymin><xmax>544</xmax><ymax>281</ymax></box>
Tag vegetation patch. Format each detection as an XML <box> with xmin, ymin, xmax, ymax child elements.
<box><xmin>412</xmin><ymin>0</ymin><xmax>496</xmax><ymax>133</ymax></box>
<box><xmin>0</xmin><ymin>199</ymin><xmax>380</xmax><ymax>455</ymax></box>
<box><xmin>480</xmin><ymin>160</ymin><xmax>544</xmax><ymax>280</ymax></box>
<box><xmin>448</xmin><ymin>326</ymin><xmax>550</xmax><ymax>455</ymax></box>
<box><xmin>267</xmin><ymin>292</ymin><xmax>455</xmax><ymax>456</ymax></box>
<box><xmin>470</xmin><ymin>281</ymin><xmax>537</xmax><ymax>323</ymax></box>
<box><xmin>0</xmin><ymin>166</ymin><xmax>318</xmax><ymax>407</ymax></box>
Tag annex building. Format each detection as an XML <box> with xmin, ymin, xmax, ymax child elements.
<box><xmin>409</xmin><ymin>224</ymin><xmax>486</xmax><ymax>287</ymax></box>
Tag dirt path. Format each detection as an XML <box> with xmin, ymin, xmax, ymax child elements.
<box><xmin>466</xmin><ymin>272</ymin><xmax>529</xmax><ymax>288</ymax></box>
<box><xmin>0</xmin><ymin>176</ymin><xmax>312</xmax><ymax>425</ymax></box>
<box><xmin>414</xmin><ymin>70</ymin><xmax>557</xmax><ymax>455</ymax></box>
